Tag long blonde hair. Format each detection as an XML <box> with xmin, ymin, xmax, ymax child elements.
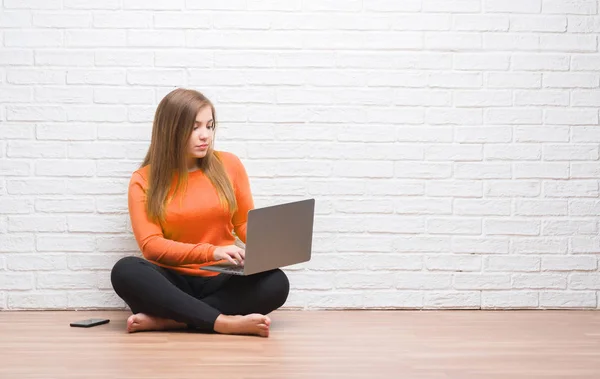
<box><xmin>141</xmin><ymin>88</ymin><xmax>237</xmax><ymax>223</ymax></box>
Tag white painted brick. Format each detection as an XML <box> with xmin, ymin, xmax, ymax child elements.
<box><xmin>513</xmin><ymin>273</ymin><xmax>567</xmax><ymax>289</ymax></box>
<box><xmin>569</xmin><ymin>200</ymin><xmax>600</xmax><ymax>216</ymax></box>
<box><xmin>545</xmin><ymin>109</ymin><xmax>598</xmax><ymax>125</ymax></box>
<box><xmin>337</xmin><ymin>235</ymin><xmax>395</xmax><ymax>253</ymax></box>
<box><xmin>512</xmin><ymin>238</ymin><xmax>568</xmax><ymax>254</ymax></box>
<box><xmin>455</xmin><ymin>15</ymin><xmax>510</xmax><ymax>31</ymax></box>
<box><xmin>455</xmin><ymin>273</ymin><xmax>511</xmax><ymax>290</ymax></box>
<box><xmin>186</xmin><ymin>0</ymin><xmax>245</xmax><ymax>10</ymax></box>
<box><xmin>514</xmin><ymin>90</ymin><xmax>569</xmax><ymax>106</ymax></box>
<box><xmin>68</xmin><ymin>254</ymin><xmax>125</xmax><ymax>270</ymax></box>
<box><xmin>34</xmin><ymin>87</ymin><xmax>92</xmax><ymax>104</ymax></box>
<box><xmin>334</xmin><ymin>161</ymin><xmax>393</xmax><ymax>178</ymax></box>
<box><xmin>484</xmin><ymin>34</ymin><xmax>540</xmax><ymax>51</ymax></box>
<box><xmin>190</xmin><ymin>31</ymin><xmax>303</xmax><ymax>50</ymax></box>
<box><xmin>95</xmin><ymin>51</ymin><xmax>153</xmax><ymax>67</ymax></box>
<box><xmin>275</xmin><ymin>52</ymin><xmax>334</xmax><ymax>68</ymax></box>
<box><xmin>396</xmin><ymin>199</ymin><xmax>452</xmax><ymax>215</ymax></box>
<box><xmin>97</xmin><ymin>161</ymin><xmax>140</xmax><ymax>178</ymax></box>
<box><xmin>569</xmin><ymin>274</ymin><xmax>600</xmax><ymax>290</ymax></box>
<box><xmin>7</xmin><ymin>179</ymin><xmax>66</xmax><ymax>195</ymax></box>
<box><xmin>544</xmin><ymin>180</ymin><xmax>599</xmax><ymax>198</ymax></box>
<box><xmin>0</xmin><ymin>235</ymin><xmax>35</xmax><ymax>252</ymax></box>
<box><xmin>96</xmin><ymin>236</ymin><xmax>140</xmax><ymax>252</ymax></box>
<box><xmin>395</xmin><ymin>90</ymin><xmax>451</xmax><ymax>106</ymax></box>
<box><xmin>395</xmin><ymin>162</ymin><xmax>452</xmax><ymax>179</ymax></box>
<box><xmin>572</xmin><ymin>126</ymin><xmax>600</xmax><ymax>142</ymax></box>
<box><xmin>96</xmin><ymin>196</ymin><xmax>128</xmax><ymax>214</ymax></box>
<box><xmin>33</xmin><ymin>12</ymin><xmax>91</xmax><ymax>28</ymax></box>
<box><xmin>485</xmin><ymin>108</ymin><xmax>542</xmax><ymax>125</ymax></box>
<box><xmin>64</xmin><ymin>0</ymin><xmax>120</xmax><ymax>9</ymax></box>
<box><xmin>335</xmin><ymin>199</ymin><xmax>394</xmax><ymax>214</ymax></box>
<box><xmin>425</xmin><ymin>33</ymin><xmax>482</xmax><ymax>50</ymax></box>
<box><xmin>0</xmin><ymin>87</ymin><xmax>32</xmax><ymax>103</ymax></box>
<box><xmin>67</xmin><ymin>69</ymin><xmax>125</xmax><ymax>85</ymax></box>
<box><xmin>66</xmin><ymin>30</ymin><xmax>126</xmax><ymax>47</ymax></box>
<box><xmin>540</xmin><ymin>291</ymin><xmax>596</xmax><ymax>308</ymax></box>
<box><xmin>543</xmin><ymin>256</ymin><xmax>597</xmax><ymax>271</ymax></box>
<box><xmin>429</xmin><ymin>72</ymin><xmax>481</xmax><ymax>88</ymax></box>
<box><xmin>249</xmin><ymin>105</ymin><xmax>309</xmax><ymax>123</ymax></box>
<box><xmin>427</xmin><ymin>180</ymin><xmax>482</xmax><ymax>198</ymax></box>
<box><xmin>571</xmin><ymin>54</ymin><xmax>600</xmax><ymax>71</ymax></box>
<box><xmin>0</xmin><ymin>273</ymin><xmax>33</xmax><ymax>290</ymax></box>
<box><xmin>539</xmin><ymin>34</ymin><xmax>596</xmax><ymax>52</ymax></box>
<box><xmin>287</xmin><ymin>271</ymin><xmax>334</xmax><ymax>290</ymax></box>
<box><xmin>35</xmin><ymin>198</ymin><xmax>95</xmax><ymax>213</ymax></box>
<box><xmin>7</xmin><ymin>254</ymin><xmax>67</xmax><ymax>271</ymax></box>
<box><xmin>397</xmin><ymin>127</ymin><xmax>453</xmax><ymax>143</ymax></box>
<box><xmin>571</xmin><ymin>237</ymin><xmax>600</xmax><ymax>254</ymax></box>
<box><xmin>454</xmin><ymin>53</ymin><xmax>510</xmax><ymax>70</ymax></box>
<box><xmin>425</xmin><ymin>292</ymin><xmax>480</xmax><ymax>309</ymax></box>
<box><xmin>454</xmin><ymin>90</ymin><xmax>512</xmax><ymax>107</ymax></box>
<box><xmin>124</xmin><ymin>0</ymin><xmax>183</xmax><ymax>10</ymax></box>
<box><xmin>213</xmin><ymin>14</ymin><xmax>272</xmax><ymax>30</ymax></box>
<box><xmin>0</xmin><ymin>198</ymin><xmax>33</xmax><ymax>214</ymax></box>
<box><xmin>568</xmin><ymin>16</ymin><xmax>600</xmax><ymax>33</ymax></box>
<box><xmin>36</xmin><ymin>272</ymin><xmax>97</xmax><ymax>290</ymax></box>
<box><xmin>68</xmin><ymin>291</ymin><xmax>125</xmax><ymax>309</ymax></box>
<box><xmin>571</xmin><ymin>163</ymin><xmax>600</xmax><ymax>179</ymax></box>
<box><xmin>0</xmin><ymin>50</ymin><xmax>33</xmax><ymax>65</ymax></box>
<box><xmin>336</xmin><ymin>272</ymin><xmax>396</xmax><ymax>290</ymax></box>
<box><xmin>5</xmin><ymin>30</ymin><xmax>62</xmax><ymax>47</ymax></box>
<box><xmin>67</xmin><ymin>106</ymin><xmax>128</xmax><ymax>122</ymax></box>
<box><xmin>155</xmin><ymin>51</ymin><xmax>213</xmax><ymax>68</ymax></box>
<box><xmin>515</xmin><ymin>126</ymin><xmax>569</xmax><ymax>143</ymax></box>
<box><xmin>8</xmin><ymin>293</ymin><xmax>67</xmax><ymax>310</ymax></box>
<box><xmin>365</xmin><ymin>215</ymin><xmax>425</xmax><ymax>234</ymax></box>
<box><xmin>482</xmin><ymin>291</ymin><xmax>539</xmax><ymax>308</ymax></box>
<box><xmin>252</xmin><ymin>179</ymin><xmax>307</xmax><ymax>196</ymax></box>
<box><xmin>8</xmin><ymin>141</ymin><xmax>65</xmax><ymax>158</ymax></box>
<box><xmin>0</xmin><ymin>160</ymin><xmax>30</xmax><ymax>176</ymax></box>
<box><xmin>485</xmin><ymin>0</ymin><xmax>541</xmax><ymax>13</ymax></box>
<box><xmin>428</xmin><ymin>217</ymin><xmax>482</xmax><ymax>235</ymax></box>
<box><xmin>37</xmin><ymin>124</ymin><xmax>95</xmax><ymax>141</ymax></box>
<box><xmin>93</xmin><ymin>12</ymin><xmax>152</xmax><ymax>28</ymax></box>
<box><xmin>128</xmin><ymin>106</ymin><xmax>156</xmax><ymax>123</ymax></box>
<box><xmin>391</xmin><ymin>14</ymin><xmax>451</xmax><ymax>31</ymax></box>
<box><xmin>127</xmin><ymin>69</ymin><xmax>185</xmax><ymax>86</ymax></box>
<box><xmin>426</xmin><ymin>255</ymin><xmax>481</xmax><ymax>271</ymax></box>
<box><xmin>7</xmin><ymin>106</ymin><xmax>66</xmax><ymax>122</ymax></box>
<box><xmin>455</xmin><ymin>163</ymin><xmax>511</xmax><ymax>179</ymax></box>
<box><xmin>455</xmin><ymin>127</ymin><xmax>512</xmax><ymax>144</ymax></box>
<box><xmin>397</xmin><ymin>273</ymin><xmax>452</xmax><ymax>290</ymax></box>
<box><xmin>153</xmin><ymin>13</ymin><xmax>210</xmax><ymax>30</ymax></box>
<box><xmin>67</xmin><ymin>215</ymin><xmax>128</xmax><ymax>233</ymax></box>
<box><xmin>516</xmin><ymin>200</ymin><xmax>568</xmax><ymax>216</ymax></box>
<box><xmin>129</xmin><ymin>30</ymin><xmax>185</xmax><ymax>48</ymax></box>
<box><xmin>35</xmin><ymin>160</ymin><xmax>95</xmax><ymax>177</ymax></box>
<box><xmin>485</xmin><ymin>144</ymin><xmax>541</xmax><ymax>160</ymax></box>
<box><xmin>544</xmin><ymin>73</ymin><xmax>599</xmax><ymax>88</ymax></box>
<box><xmin>360</xmin><ymin>291</ymin><xmax>424</xmax><ymax>309</ymax></box>
<box><xmin>572</xmin><ymin>90</ymin><xmax>600</xmax><ymax>107</ymax></box>
<box><xmin>94</xmin><ymin>88</ymin><xmax>154</xmax><ymax>105</ymax></box>
<box><xmin>454</xmin><ymin>199</ymin><xmax>511</xmax><ymax>216</ymax></box>
<box><xmin>0</xmin><ymin>11</ymin><xmax>33</xmax><ymax>28</ymax></box>
<box><xmin>543</xmin><ymin>220</ymin><xmax>597</xmax><ymax>236</ymax></box>
<box><xmin>543</xmin><ymin>0</ymin><xmax>597</xmax><ymax>15</ymax></box>
<box><xmin>485</xmin><ymin>219</ymin><xmax>540</xmax><ymax>236</ymax></box>
<box><xmin>8</xmin><ymin>216</ymin><xmax>66</xmax><ymax>232</ymax></box>
<box><xmin>485</xmin><ymin>256</ymin><xmax>541</xmax><ymax>272</ymax></box>
<box><xmin>338</xmin><ymin>52</ymin><xmax>452</xmax><ymax>70</ymax></box>
<box><xmin>510</xmin><ymin>16</ymin><xmax>567</xmax><ymax>32</ymax></box>
<box><xmin>308</xmin><ymin>180</ymin><xmax>364</xmax><ymax>195</ymax></box>
<box><xmin>394</xmin><ymin>236</ymin><xmax>452</xmax><ymax>253</ymax></box>
<box><xmin>515</xmin><ymin>163</ymin><xmax>569</xmax><ymax>179</ymax></box>
<box><xmin>366</xmin><ymin>254</ymin><xmax>423</xmax><ymax>271</ymax></box>
<box><xmin>486</xmin><ymin>73</ymin><xmax>541</xmax><ymax>88</ymax></box>
<box><xmin>5</xmin><ymin>0</ymin><xmax>61</xmax><ymax>9</ymax></box>
<box><xmin>7</xmin><ymin>69</ymin><xmax>65</xmax><ymax>85</ymax></box>
<box><xmin>423</xmin><ymin>0</ymin><xmax>481</xmax><ymax>13</ymax></box>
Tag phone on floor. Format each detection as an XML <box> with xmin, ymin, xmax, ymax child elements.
<box><xmin>70</xmin><ymin>318</ymin><xmax>110</xmax><ymax>328</ymax></box>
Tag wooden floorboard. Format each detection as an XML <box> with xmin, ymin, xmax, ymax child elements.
<box><xmin>0</xmin><ymin>310</ymin><xmax>599</xmax><ymax>378</ymax></box>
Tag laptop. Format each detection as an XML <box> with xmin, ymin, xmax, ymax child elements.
<box><xmin>199</xmin><ymin>198</ymin><xmax>315</xmax><ymax>276</ymax></box>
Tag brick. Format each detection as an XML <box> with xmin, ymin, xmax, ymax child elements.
<box><xmin>425</xmin><ymin>33</ymin><xmax>482</xmax><ymax>50</ymax></box>
<box><xmin>93</xmin><ymin>12</ymin><xmax>152</xmax><ymax>28</ymax></box>
<box><xmin>124</xmin><ymin>0</ymin><xmax>183</xmax><ymax>9</ymax></box>
<box><xmin>0</xmin><ymin>50</ymin><xmax>33</xmax><ymax>65</ymax></box>
<box><xmin>7</xmin><ymin>254</ymin><xmax>67</xmax><ymax>271</ymax></box>
<box><xmin>395</xmin><ymin>89</ymin><xmax>451</xmax><ymax>106</ymax></box>
<box><xmin>34</xmin><ymin>87</ymin><xmax>92</xmax><ymax>103</ymax></box>
<box><xmin>287</xmin><ymin>271</ymin><xmax>334</xmax><ymax>290</ymax></box>
<box><xmin>365</xmin><ymin>215</ymin><xmax>425</xmax><ymax>234</ymax></box>
<box><xmin>454</xmin><ymin>90</ymin><xmax>512</xmax><ymax>107</ymax></box>
<box><xmin>515</xmin><ymin>126</ymin><xmax>569</xmax><ymax>142</ymax></box>
<box><xmin>96</xmin><ymin>196</ymin><xmax>128</xmax><ymax>214</ymax></box>
<box><xmin>485</xmin><ymin>108</ymin><xmax>542</xmax><ymax>125</ymax></box>
<box><xmin>394</xmin><ymin>236</ymin><xmax>452</xmax><ymax>253</ymax></box>
<box><xmin>67</xmin><ymin>215</ymin><xmax>127</xmax><ymax>233</ymax></box>
<box><xmin>512</xmin><ymin>238</ymin><xmax>568</xmax><ymax>254</ymax></box>
<box><xmin>5</xmin><ymin>30</ymin><xmax>62</xmax><ymax>47</ymax></box>
<box><xmin>7</xmin><ymin>106</ymin><xmax>66</xmax><ymax>122</ymax></box>
<box><xmin>64</xmin><ymin>0</ymin><xmax>120</xmax><ymax>9</ymax></box>
<box><xmin>36</xmin><ymin>124</ymin><xmax>95</xmax><ymax>141</ymax></box>
<box><xmin>569</xmin><ymin>200</ymin><xmax>600</xmax><ymax>216</ymax></box>
<box><xmin>485</xmin><ymin>144</ymin><xmax>541</xmax><ymax>160</ymax></box>
<box><xmin>540</xmin><ymin>34</ymin><xmax>596</xmax><ymax>52</ymax></box>
<box><xmin>484</xmin><ymin>34</ymin><xmax>540</xmax><ymax>51</ymax></box>
<box><xmin>487</xmin><ymin>73</ymin><xmax>541</xmax><ymax>88</ymax></box>
<box><xmin>455</xmin><ymin>127</ymin><xmax>512</xmax><ymax>143</ymax></box>
<box><xmin>484</xmin><ymin>219</ymin><xmax>540</xmax><ymax>236</ymax></box>
<box><xmin>33</xmin><ymin>12</ymin><xmax>91</xmax><ymax>28</ymax></box>
<box><xmin>361</xmin><ymin>291</ymin><xmax>424</xmax><ymax>309</ymax></box>
<box><xmin>544</xmin><ymin>73</ymin><xmax>599</xmax><ymax>88</ymax></box>
<box><xmin>367</xmin><ymin>254</ymin><xmax>423</xmax><ymax>271</ymax></box>
<box><xmin>66</xmin><ymin>30</ymin><xmax>126</xmax><ymax>47</ymax></box>
<box><xmin>427</xmin><ymin>180</ymin><xmax>482</xmax><ymax>198</ymax></box>
<box><xmin>128</xmin><ymin>30</ymin><xmax>185</xmax><ymax>47</ymax></box>
<box><xmin>454</xmin><ymin>53</ymin><xmax>510</xmax><ymax>70</ymax></box>
<box><xmin>426</xmin><ymin>255</ymin><xmax>481</xmax><ymax>271</ymax></box>
<box><xmin>516</xmin><ymin>200</ymin><xmax>568</xmax><ymax>216</ymax></box>
<box><xmin>335</xmin><ymin>199</ymin><xmax>394</xmax><ymax>214</ymax></box>
<box><xmin>572</xmin><ymin>54</ymin><xmax>600</xmax><ymax>71</ymax></box>
<box><xmin>8</xmin><ymin>293</ymin><xmax>67</xmax><ymax>310</ymax></box>
<box><xmin>0</xmin><ymin>198</ymin><xmax>33</xmax><ymax>214</ymax></box>
<box><xmin>543</xmin><ymin>220</ymin><xmax>597</xmax><ymax>236</ymax></box>
<box><xmin>397</xmin><ymin>127</ymin><xmax>453</xmax><ymax>142</ymax></box>
<box><xmin>514</xmin><ymin>90</ymin><xmax>569</xmax><ymax>106</ymax></box>
<box><xmin>428</xmin><ymin>218</ymin><xmax>482</xmax><ymax>235</ymax></box>
<box><xmin>570</xmin><ymin>274</ymin><xmax>600</xmax><ymax>290</ymax></box>
<box><xmin>0</xmin><ymin>11</ymin><xmax>32</xmax><ymax>28</ymax></box>
<box><xmin>338</xmin><ymin>52</ymin><xmax>452</xmax><ymax>70</ymax></box>
<box><xmin>485</xmin><ymin>256</ymin><xmax>541</xmax><ymax>272</ymax></box>
<box><xmin>68</xmin><ymin>291</ymin><xmax>125</xmax><ymax>309</ymax></box>
<box><xmin>67</xmin><ymin>106</ymin><xmax>127</xmax><ymax>122</ymax></box>
<box><xmin>94</xmin><ymin>88</ymin><xmax>154</xmax><ymax>105</ymax></box>
<box><xmin>544</xmin><ymin>180</ymin><xmax>598</xmax><ymax>198</ymax></box>
<box><xmin>308</xmin><ymin>179</ymin><xmax>364</xmax><ymax>195</ymax></box>
<box><xmin>391</xmin><ymin>14</ymin><xmax>451</xmax><ymax>31</ymax></box>
<box><xmin>7</xmin><ymin>179</ymin><xmax>66</xmax><ymax>195</ymax></box>
<box><xmin>510</xmin><ymin>16</ymin><xmax>567</xmax><ymax>32</ymax></box>
<box><xmin>514</xmin><ymin>162</ymin><xmax>569</xmax><ymax>179</ymax></box>
<box><xmin>513</xmin><ymin>274</ymin><xmax>567</xmax><ymax>289</ymax></box>
<box><xmin>568</xmin><ymin>16</ymin><xmax>600</xmax><ymax>32</ymax></box>
<box><xmin>545</xmin><ymin>109</ymin><xmax>598</xmax><ymax>125</ymax></box>
<box><xmin>95</xmin><ymin>51</ymin><xmax>153</xmax><ymax>67</ymax></box>
<box><xmin>4</xmin><ymin>0</ymin><xmax>61</xmax><ymax>9</ymax></box>
<box><xmin>0</xmin><ymin>160</ymin><xmax>29</xmax><ymax>176</ymax></box>
<box><xmin>543</xmin><ymin>0</ymin><xmax>597</xmax><ymax>15</ymax></box>
<box><xmin>0</xmin><ymin>234</ymin><xmax>35</xmax><ymax>252</ymax></box>
<box><xmin>540</xmin><ymin>292</ymin><xmax>596</xmax><ymax>308</ymax></box>
<box><xmin>573</xmin><ymin>90</ymin><xmax>600</xmax><ymax>106</ymax></box>
<box><xmin>482</xmin><ymin>291</ymin><xmax>539</xmax><ymax>308</ymax></box>
<box><xmin>395</xmin><ymin>199</ymin><xmax>452</xmax><ymax>215</ymax></box>
<box><xmin>35</xmin><ymin>198</ymin><xmax>94</xmax><ymax>213</ymax></box>
<box><xmin>67</xmin><ymin>69</ymin><xmax>125</xmax><ymax>85</ymax></box>
<box><xmin>455</xmin><ymin>163</ymin><xmax>511</xmax><ymax>179</ymax></box>
<box><xmin>395</xmin><ymin>162</ymin><xmax>452</xmax><ymax>179</ymax></box>
<box><xmin>429</xmin><ymin>72</ymin><xmax>481</xmax><ymax>88</ymax></box>
<box><xmin>572</xmin><ymin>163</ymin><xmax>600</xmax><ymax>179</ymax></box>
<box><xmin>397</xmin><ymin>273</ymin><xmax>452</xmax><ymax>290</ymax></box>
<box><xmin>542</xmin><ymin>256</ymin><xmax>597</xmax><ymax>271</ymax></box>
<box><xmin>8</xmin><ymin>216</ymin><xmax>66</xmax><ymax>232</ymax></box>
<box><xmin>572</xmin><ymin>126</ymin><xmax>600</xmax><ymax>142</ymax></box>
<box><xmin>454</xmin><ymin>199</ymin><xmax>511</xmax><ymax>216</ymax></box>
<box><xmin>455</xmin><ymin>273</ymin><xmax>511</xmax><ymax>290</ymax></box>
<box><xmin>0</xmin><ymin>273</ymin><xmax>33</xmax><ymax>290</ymax></box>
<box><xmin>571</xmin><ymin>237</ymin><xmax>600</xmax><ymax>253</ymax></box>
<box><xmin>335</xmin><ymin>161</ymin><xmax>393</xmax><ymax>178</ymax></box>
<box><xmin>336</xmin><ymin>273</ymin><xmax>396</xmax><ymax>290</ymax></box>
<box><xmin>485</xmin><ymin>0</ymin><xmax>541</xmax><ymax>13</ymax></box>
<box><xmin>7</xmin><ymin>69</ymin><xmax>65</xmax><ymax>85</ymax></box>
<box><xmin>454</xmin><ymin>15</ymin><xmax>508</xmax><ymax>31</ymax></box>
<box><xmin>425</xmin><ymin>292</ymin><xmax>480</xmax><ymax>309</ymax></box>
<box><xmin>36</xmin><ymin>272</ymin><xmax>97</xmax><ymax>290</ymax></box>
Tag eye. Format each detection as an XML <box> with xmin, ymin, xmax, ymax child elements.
<box><xmin>208</xmin><ymin>123</ymin><xmax>215</xmax><ymax>130</ymax></box>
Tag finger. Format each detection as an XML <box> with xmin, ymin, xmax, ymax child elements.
<box><xmin>224</xmin><ymin>254</ymin><xmax>237</xmax><ymax>265</ymax></box>
<box><xmin>238</xmin><ymin>249</ymin><xmax>246</xmax><ymax>259</ymax></box>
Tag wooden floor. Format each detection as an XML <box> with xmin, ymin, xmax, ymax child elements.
<box><xmin>0</xmin><ymin>310</ymin><xmax>599</xmax><ymax>378</ymax></box>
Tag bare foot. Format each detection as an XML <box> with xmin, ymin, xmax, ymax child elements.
<box><xmin>214</xmin><ymin>314</ymin><xmax>271</xmax><ymax>337</ymax></box>
<box><xmin>126</xmin><ymin>313</ymin><xmax>186</xmax><ymax>333</ymax></box>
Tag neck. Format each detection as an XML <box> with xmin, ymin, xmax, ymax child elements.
<box><xmin>187</xmin><ymin>158</ymin><xmax>199</xmax><ymax>172</ymax></box>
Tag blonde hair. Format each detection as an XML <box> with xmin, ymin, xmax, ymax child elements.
<box><xmin>141</xmin><ymin>88</ymin><xmax>237</xmax><ymax>222</ymax></box>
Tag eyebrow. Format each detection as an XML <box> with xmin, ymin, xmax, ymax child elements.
<box><xmin>194</xmin><ymin>119</ymin><xmax>214</xmax><ymax>124</ymax></box>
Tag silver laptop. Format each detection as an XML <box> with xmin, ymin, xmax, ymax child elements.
<box><xmin>199</xmin><ymin>199</ymin><xmax>315</xmax><ymax>276</ymax></box>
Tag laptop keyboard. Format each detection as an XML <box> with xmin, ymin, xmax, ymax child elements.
<box><xmin>213</xmin><ymin>264</ymin><xmax>244</xmax><ymax>274</ymax></box>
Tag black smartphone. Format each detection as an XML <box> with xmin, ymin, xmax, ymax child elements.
<box><xmin>70</xmin><ymin>318</ymin><xmax>110</xmax><ymax>328</ymax></box>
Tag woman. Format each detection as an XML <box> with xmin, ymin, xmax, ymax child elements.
<box><xmin>110</xmin><ymin>88</ymin><xmax>289</xmax><ymax>337</ymax></box>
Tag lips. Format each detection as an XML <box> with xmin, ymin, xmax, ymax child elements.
<box><xmin>196</xmin><ymin>144</ymin><xmax>209</xmax><ymax>149</ymax></box>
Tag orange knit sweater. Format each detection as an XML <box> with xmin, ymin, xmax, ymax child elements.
<box><xmin>127</xmin><ymin>151</ymin><xmax>253</xmax><ymax>277</ymax></box>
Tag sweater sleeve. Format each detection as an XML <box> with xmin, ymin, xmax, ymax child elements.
<box><xmin>230</xmin><ymin>155</ymin><xmax>254</xmax><ymax>244</ymax></box>
<box><xmin>128</xmin><ymin>171</ymin><xmax>217</xmax><ymax>266</ymax></box>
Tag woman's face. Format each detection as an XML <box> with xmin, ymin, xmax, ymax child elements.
<box><xmin>187</xmin><ymin>106</ymin><xmax>215</xmax><ymax>162</ymax></box>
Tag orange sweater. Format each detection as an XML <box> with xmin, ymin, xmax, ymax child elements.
<box><xmin>128</xmin><ymin>151</ymin><xmax>254</xmax><ymax>277</ymax></box>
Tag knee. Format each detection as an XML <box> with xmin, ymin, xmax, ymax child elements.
<box><xmin>110</xmin><ymin>256</ymin><xmax>145</xmax><ymax>293</ymax></box>
<box><xmin>267</xmin><ymin>269</ymin><xmax>290</xmax><ymax>309</ymax></box>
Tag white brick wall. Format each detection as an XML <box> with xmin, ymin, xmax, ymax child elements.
<box><xmin>1</xmin><ymin>1</ymin><xmax>599</xmax><ymax>311</ymax></box>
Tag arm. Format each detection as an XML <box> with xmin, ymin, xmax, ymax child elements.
<box><xmin>128</xmin><ymin>172</ymin><xmax>217</xmax><ymax>266</ymax></box>
<box><xmin>230</xmin><ymin>156</ymin><xmax>254</xmax><ymax>244</ymax></box>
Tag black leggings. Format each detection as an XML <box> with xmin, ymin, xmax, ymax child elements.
<box><xmin>110</xmin><ymin>256</ymin><xmax>290</xmax><ymax>332</ymax></box>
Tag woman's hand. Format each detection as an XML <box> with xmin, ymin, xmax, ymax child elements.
<box><xmin>213</xmin><ymin>245</ymin><xmax>245</xmax><ymax>265</ymax></box>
